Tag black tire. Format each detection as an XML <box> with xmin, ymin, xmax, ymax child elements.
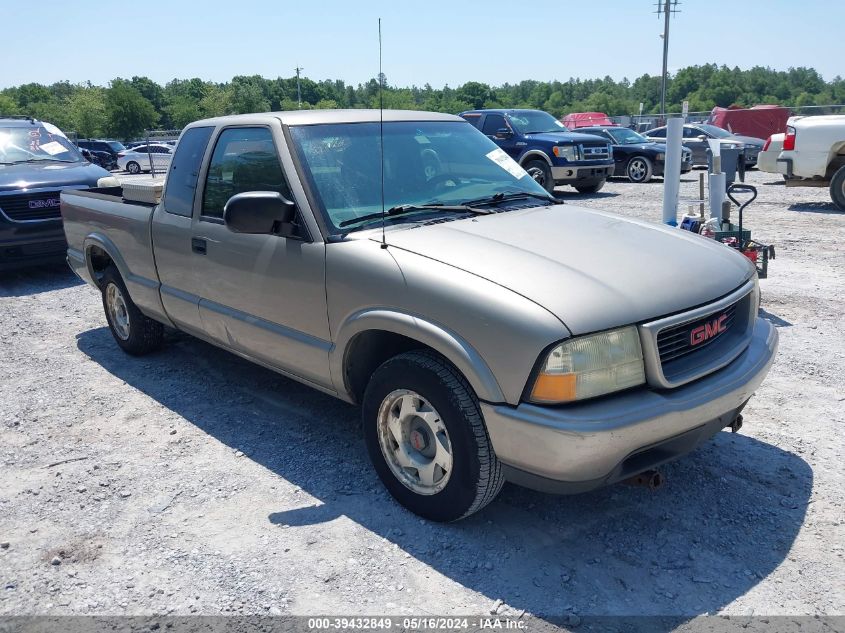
<box><xmin>523</xmin><ymin>159</ymin><xmax>555</xmax><ymax>194</ymax></box>
<box><xmin>626</xmin><ymin>156</ymin><xmax>654</xmax><ymax>183</ymax></box>
<box><xmin>126</xmin><ymin>161</ymin><xmax>141</xmax><ymax>175</ymax></box>
<box><xmin>830</xmin><ymin>164</ymin><xmax>845</xmax><ymax>211</ymax></box>
<box><xmin>575</xmin><ymin>179</ymin><xmax>606</xmax><ymax>194</ymax></box>
<box><xmin>100</xmin><ymin>266</ymin><xmax>164</xmax><ymax>355</ymax></box>
<box><xmin>362</xmin><ymin>350</ymin><xmax>504</xmax><ymax>522</ymax></box>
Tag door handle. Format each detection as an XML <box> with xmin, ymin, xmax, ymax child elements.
<box><xmin>191</xmin><ymin>237</ymin><xmax>207</xmax><ymax>255</ymax></box>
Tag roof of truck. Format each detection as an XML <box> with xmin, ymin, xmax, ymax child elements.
<box><xmin>189</xmin><ymin>109</ymin><xmax>464</xmax><ymax>128</ymax></box>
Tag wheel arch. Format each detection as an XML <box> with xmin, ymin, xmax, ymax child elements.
<box><xmin>333</xmin><ymin>310</ymin><xmax>506</xmax><ymax>405</ymax></box>
<box><xmin>519</xmin><ymin>150</ymin><xmax>553</xmax><ymax>166</ymax></box>
<box><xmin>83</xmin><ymin>233</ymin><xmax>130</xmax><ymax>289</ymax></box>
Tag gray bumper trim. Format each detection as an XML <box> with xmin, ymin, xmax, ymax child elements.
<box><xmin>482</xmin><ymin>317</ymin><xmax>777</xmax><ymax>485</ymax></box>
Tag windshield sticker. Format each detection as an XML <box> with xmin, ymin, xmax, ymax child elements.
<box><xmin>414</xmin><ymin>135</ymin><xmax>431</xmax><ymax>144</ymax></box>
<box><xmin>485</xmin><ymin>148</ymin><xmax>528</xmax><ymax>179</ymax></box>
<box><xmin>40</xmin><ymin>141</ymin><xmax>66</xmax><ymax>156</ymax></box>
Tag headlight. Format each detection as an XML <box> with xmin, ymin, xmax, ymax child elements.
<box><xmin>552</xmin><ymin>145</ymin><xmax>579</xmax><ymax>161</ymax></box>
<box><xmin>655</xmin><ymin>153</ymin><xmax>665</xmax><ymax>161</ymax></box>
<box><xmin>529</xmin><ymin>326</ymin><xmax>646</xmax><ymax>403</ymax></box>
<box><xmin>97</xmin><ymin>176</ymin><xmax>120</xmax><ymax>187</ymax></box>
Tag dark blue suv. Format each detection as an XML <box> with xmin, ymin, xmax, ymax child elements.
<box><xmin>459</xmin><ymin>109</ymin><xmax>614</xmax><ymax>193</ymax></box>
<box><xmin>0</xmin><ymin>117</ymin><xmax>114</xmax><ymax>270</ymax></box>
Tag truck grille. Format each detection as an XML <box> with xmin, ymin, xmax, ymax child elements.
<box><xmin>0</xmin><ymin>190</ymin><xmax>66</xmax><ymax>221</ymax></box>
<box><xmin>657</xmin><ymin>301</ymin><xmax>739</xmax><ymax>364</ymax></box>
<box><xmin>580</xmin><ymin>143</ymin><xmax>610</xmax><ymax>160</ymax></box>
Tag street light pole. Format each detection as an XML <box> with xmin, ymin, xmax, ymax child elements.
<box><xmin>295</xmin><ymin>66</ymin><xmax>303</xmax><ymax>109</ymax></box>
<box><xmin>660</xmin><ymin>0</ymin><xmax>670</xmax><ymax>123</ymax></box>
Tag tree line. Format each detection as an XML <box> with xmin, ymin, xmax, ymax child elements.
<box><xmin>1</xmin><ymin>64</ymin><xmax>842</xmax><ymax>141</ymax></box>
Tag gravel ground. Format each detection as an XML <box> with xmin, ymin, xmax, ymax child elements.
<box><xmin>0</xmin><ymin>168</ymin><xmax>842</xmax><ymax>624</ymax></box>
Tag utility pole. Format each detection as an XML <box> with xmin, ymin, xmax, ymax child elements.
<box><xmin>295</xmin><ymin>66</ymin><xmax>304</xmax><ymax>109</ymax></box>
<box><xmin>656</xmin><ymin>0</ymin><xmax>679</xmax><ymax>124</ymax></box>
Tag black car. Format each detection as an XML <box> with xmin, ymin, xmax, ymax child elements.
<box><xmin>0</xmin><ymin>117</ymin><xmax>114</xmax><ymax>270</ymax></box>
<box><xmin>76</xmin><ymin>138</ymin><xmax>125</xmax><ymax>170</ymax></box>
<box><xmin>575</xmin><ymin>126</ymin><xmax>693</xmax><ymax>183</ymax></box>
<box><xmin>79</xmin><ymin>147</ymin><xmax>112</xmax><ymax>170</ymax></box>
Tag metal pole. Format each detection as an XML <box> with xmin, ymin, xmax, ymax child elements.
<box><xmin>662</xmin><ymin>117</ymin><xmax>683</xmax><ymax>226</ymax></box>
<box><xmin>295</xmin><ymin>67</ymin><xmax>303</xmax><ymax>109</ymax></box>
<box><xmin>660</xmin><ymin>0</ymin><xmax>670</xmax><ymax>125</ymax></box>
<box><xmin>147</xmin><ymin>129</ymin><xmax>155</xmax><ymax>179</ymax></box>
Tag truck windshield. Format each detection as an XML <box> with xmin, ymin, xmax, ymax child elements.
<box><xmin>507</xmin><ymin>111</ymin><xmax>568</xmax><ymax>134</ymax></box>
<box><xmin>289</xmin><ymin>120</ymin><xmax>551</xmax><ymax>233</ymax></box>
<box><xmin>0</xmin><ymin>126</ymin><xmax>84</xmax><ymax>164</ymax></box>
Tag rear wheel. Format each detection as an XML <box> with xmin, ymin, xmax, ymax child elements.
<box><xmin>575</xmin><ymin>179</ymin><xmax>606</xmax><ymax>194</ymax></box>
<box><xmin>830</xmin><ymin>164</ymin><xmax>845</xmax><ymax>211</ymax></box>
<box><xmin>362</xmin><ymin>351</ymin><xmax>504</xmax><ymax>522</ymax></box>
<box><xmin>126</xmin><ymin>161</ymin><xmax>141</xmax><ymax>175</ymax></box>
<box><xmin>523</xmin><ymin>159</ymin><xmax>555</xmax><ymax>194</ymax></box>
<box><xmin>101</xmin><ymin>266</ymin><xmax>164</xmax><ymax>355</ymax></box>
<box><xmin>626</xmin><ymin>156</ymin><xmax>654</xmax><ymax>183</ymax></box>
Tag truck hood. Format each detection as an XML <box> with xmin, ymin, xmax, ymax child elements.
<box><xmin>0</xmin><ymin>160</ymin><xmax>111</xmax><ymax>193</ymax></box>
<box><xmin>384</xmin><ymin>205</ymin><xmax>754</xmax><ymax>335</ymax></box>
<box><xmin>524</xmin><ymin>131</ymin><xmax>609</xmax><ymax>145</ymax></box>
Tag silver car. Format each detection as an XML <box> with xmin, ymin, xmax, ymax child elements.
<box><xmin>61</xmin><ymin>110</ymin><xmax>778</xmax><ymax>521</ymax></box>
<box><xmin>645</xmin><ymin>123</ymin><xmax>764</xmax><ymax>167</ymax></box>
<box><xmin>117</xmin><ymin>143</ymin><xmax>174</xmax><ymax>174</ymax></box>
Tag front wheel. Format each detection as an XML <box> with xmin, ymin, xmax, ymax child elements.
<box><xmin>575</xmin><ymin>179</ymin><xmax>606</xmax><ymax>194</ymax></box>
<box><xmin>126</xmin><ymin>161</ymin><xmax>141</xmax><ymax>175</ymax></box>
<box><xmin>830</xmin><ymin>164</ymin><xmax>845</xmax><ymax>211</ymax></box>
<box><xmin>523</xmin><ymin>159</ymin><xmax>555</xmax><ymax>194</ymax></box>
<box><xmin>626</xmin><ymin>156</ymin><xmax>654</xmax><ymax>183</ymax></box>
<box><xmin>362</xmin><ymin>351</ymin><xmax>504</xmax><ymax>522</ymax></box>
<box><xmin>101</xmin><ymin>266</ymin><xmax>164</xmax><ymax>355</ymax></box>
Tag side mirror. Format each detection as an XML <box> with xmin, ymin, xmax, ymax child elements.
<box><xmin>495</xmin><ymin>128</ymin><xmax>513</xmax><ymax>139</ymax></box>
<box><xmin>223</xmin><ymin>191</ymin><xmax>298</xmax><ymax>237</ymax></box>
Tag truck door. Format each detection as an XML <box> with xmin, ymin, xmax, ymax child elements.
<box><xmin>189</xmin><ymin>125</ymin><xmax>332</xmax><ymax>390</ymax></box>
<box><xmin>481</xmin><ymin>114</ymin><xmax>520</xmax><ymax>160</ymax></box>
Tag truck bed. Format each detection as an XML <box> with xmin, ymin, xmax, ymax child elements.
<box><xmin>60</xmin><ymin>188</ymin><xmax>162</xmax><ymax>308</ymax></box>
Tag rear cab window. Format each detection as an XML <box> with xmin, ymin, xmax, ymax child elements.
<box><xmin>162</xmin><ymin>126</ymin><xmax>214</xmax><ymax>217</ymax></box>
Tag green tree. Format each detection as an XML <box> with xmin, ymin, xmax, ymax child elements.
<box><xmin>105</xmin><ymin>80</ymin><xmax>159</xmax><ymax>140</ymax></box>
<box><xmin>67</xmin><ymin>87</ymin><xmax>107</xmax><ymax>138</ymax></box>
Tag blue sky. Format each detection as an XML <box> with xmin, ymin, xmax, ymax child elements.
<box><xmin>2</xmin><ymin>0</ymin><xmax>841</xmax><ymax>89</ymax></box>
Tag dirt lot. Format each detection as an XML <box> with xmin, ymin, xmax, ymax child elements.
<box><xmin>1</xmin><ymin>168</ymin><xmax>842</xmax><ymax>624</ymax></box>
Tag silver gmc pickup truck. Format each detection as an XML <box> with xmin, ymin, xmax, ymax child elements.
<box><xmin>61</xmin><ymin>110</ymin><xmax>778</xmax><ymax>522</ymax></box>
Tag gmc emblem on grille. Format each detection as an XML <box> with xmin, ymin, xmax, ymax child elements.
<box><xmin>29</xmin><ymin>199</ymin><xmax>61</xmax><ymax>209</ymax></box>
<box><xmin>690</xmin><ymin>313</ymin><xmax>728</xmax><ymax>346</ymax></box>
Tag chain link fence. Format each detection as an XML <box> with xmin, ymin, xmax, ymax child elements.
<box><xmin>611</xmin><ymin>104</ymin><xmax>845</xmax><ymax>132</ymax></box>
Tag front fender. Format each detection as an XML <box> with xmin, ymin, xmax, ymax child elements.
<box><xmin>331</xmin><ymin>308</ymin><xmax>506</xmax><ymax>404</ymax></box>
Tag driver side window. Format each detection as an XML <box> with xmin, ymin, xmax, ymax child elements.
<box><xmin>481</xmin><ymin>114</ymin><xmax>508</xmax><ymax>136</ymax></box>
<box><xmin>201</xmin><ymin>127</ymin><xmax>291</xmax><ymax>219</ymax></box>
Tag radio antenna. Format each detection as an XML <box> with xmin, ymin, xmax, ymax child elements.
<box><xmin>378</xmin><ymin>18</ymin><xmax>387</xmax><ymax>249</ymax></box>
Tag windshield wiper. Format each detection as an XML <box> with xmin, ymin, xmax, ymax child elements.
<box><xmin>462</xmin><ymin>191</ymin><xmax>563</xmax><ymax>207</ymax></box>
<box><xmin>339</xmin><ymin>203</ymin><xmax>492</xmax><ymax>228</ymax></box>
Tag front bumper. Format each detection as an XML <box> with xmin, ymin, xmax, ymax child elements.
<box><xmin>0</xmin><ymin>219</ymin><xmax>67</xmax><ymax>271</ymax></box>
<box><xmin>551</xmin><ymin>164</ymin><xmax>612</xmax><ymax>183</ymax></box>
<box><xmin>482</xmin><ymin>316</ymin><xmax>778</xmax><ymax>493</ymax></box>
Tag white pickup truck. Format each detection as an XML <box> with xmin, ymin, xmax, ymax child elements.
<box><xmin>777</xmin><ymin>115</ymin><xmax>845</xmax><ymax>210</ymax></box>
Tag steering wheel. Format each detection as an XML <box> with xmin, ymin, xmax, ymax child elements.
<box><xmin>426</xmin><ymin>173</ymin><xmax>461</xmax><ymax>189</ymax></box>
